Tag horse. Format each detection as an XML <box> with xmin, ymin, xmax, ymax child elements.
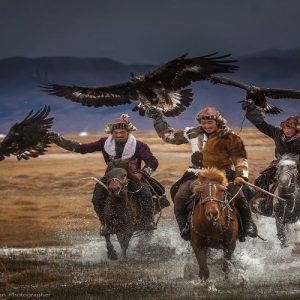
<box><xmin>250</xmin><ymin>153</ymin><xmax>300</xmax><ymax>247</ymax></box>
<box><xmin>188</xmin><ymin>167</ymin><xmax>239</xmax><ymax>281</ymax></box>
<box><xmin>88</xmin><ymin>158</ymin><xmax>165</xmax><ymax>260</ymax></box>
<box><xmin>101</xmin><ymin>166</ymin><xmax>143</xmax><ymax>260</ymax></box>
<box><xmin>273</xmin><ymin>154</ymin><xmax>300</xmax><ymax>247</ymax></box>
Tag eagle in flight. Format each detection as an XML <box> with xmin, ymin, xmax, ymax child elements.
<box><xmin>42</xmin><ymin>53</ymin><xmax>238</xmax><ymax>117</ymax></box>
<box><xmin>210</xmin><ymin>76</ymin><xmax>300</xmax><ymax>114</ymax></box>
<box><xmin>0</xmin><ymin>105</ymin><xmax>53</xmax><ymax>161</ymax></box>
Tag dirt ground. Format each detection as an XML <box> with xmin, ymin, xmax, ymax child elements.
<box><xmin>1</xmin><ymin>129</ymin><xmax>299</xmax><ymax>299</ymax></box>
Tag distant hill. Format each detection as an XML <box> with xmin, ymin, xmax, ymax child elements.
<box><xmin>0</xmin><ymin>49</ymin><xmax>300</xmax><ymax>133</ymax></box>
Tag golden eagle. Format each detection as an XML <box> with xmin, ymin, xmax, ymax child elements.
<box><xmin>0</xmin><ymin>105</ymin><xmax>53</xmax><ymax>161</ymax></box>
<box><xmin>210</xmin><ymin>76</ymin><xmax>300</xmax><ymax>114</ymax></box>
<box><xmin>42</xmin><ymin>53</ymin><xmax>238</xmax><ymax>117</ymax></box>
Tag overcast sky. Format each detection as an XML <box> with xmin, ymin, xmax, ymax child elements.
<box><xmin>1</xmin><ymin>0</ymin><xmax>300</xmax><ymax>64</ymax></box>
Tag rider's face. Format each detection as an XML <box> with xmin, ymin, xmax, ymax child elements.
<box><xmin>200</xmin><ymin>120</ymin><xmax>218</xmax><ymax>134</ymax></box>
<box><xmin>283</xmin><ymin>127</ymin><xmax>297</xmax><ymax>138</ymax></box>
<box><xmin>112</xmin><ymin>129</ymin><xmax>129</xmax><ymax>142</ymax></box>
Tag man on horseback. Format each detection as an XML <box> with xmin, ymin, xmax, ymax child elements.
<box><xmin>242</xmin><ymin>100</ymin><xmax>300</xmax><ymax>208</ymax></box>
<box><xmin>48</xmin><ymin>114</ymin><xmax>159</xmax><ymax>234</ymax></box>
<box><xmin>146</xmin><ymin>106</ymin><xmax>257</xmax><ymax>241</ymax></box>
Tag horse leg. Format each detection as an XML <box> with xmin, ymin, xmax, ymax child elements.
<box><xmin>192</xmin><ymin>245</ymin><xmax>209</xmax><ymax>281</ymax></box>
<box><xmin>117</xmin><ymin>232</ymin><xmax>132</xmax><ymax>260</ymax></box>
<box><xmin>104</xmin><ymin>234</ymin><xmax>118</xmax><ymax>260</ymax></box>
<box><xmin>275</xmin><ymin>218</ymin><xmax>288</xmax><ymax>248</ymax></box>
<box><xmin>222</xmin><ymin>246</ymin><xmax>234</xmax><ymax>280</ymax></box>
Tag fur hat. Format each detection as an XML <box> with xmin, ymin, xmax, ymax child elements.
<box><xmin>280</xmin><ymin>115</ymin><xmax>300</xmax><ymax>132</ymax></box>
<box><xmin>196</xmin><ymin>107</ymin><xmax>227</xmax><ymax>127</ymax></box>
<box><xmin>105</xmin><ymin>114</ymin><xmax>137</xmax><ymax>134</ymax></box>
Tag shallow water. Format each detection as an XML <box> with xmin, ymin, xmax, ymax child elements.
<box><xmin>1</xmin><ymin>216</ymin><xmax>300</xmax><ymax>299</ymax></box>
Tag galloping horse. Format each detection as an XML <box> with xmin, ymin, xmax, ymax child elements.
<box><xmin>250</xmin><ymin>154</ymin><xmax>300</xmax><ymax>247</ymax></box>
<box><xmin>89</xmin><ymin>158</ymin><xmax>163</xmax><ymax>260</ymax></box>
<box><xmin>190</xmin><ymin>167</ymin><xmax>239</xmax><ymax>280</ymax></box>
<box><xmin>273</xmin><ymin>154</ymin><xmax>300</xmax><ymax>247</ymax></box>
<box><xmin>102</xmin><ymin>166</ymin><xmax>142</xmax><ymax>260</ymax></box>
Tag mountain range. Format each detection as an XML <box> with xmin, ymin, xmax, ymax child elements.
<box><xmin>0</xmin><ymin>49</ymin><xmax>300</xmax><ymax>133</ymax></box>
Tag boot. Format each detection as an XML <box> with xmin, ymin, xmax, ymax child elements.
<box><xmin>236</xmin><ymin>197</ymin><xmax>258</xmax><ymax>238</ymax></box>
<box><xmin>136</xmin><ymin>185</ymin><xmax>157</xmax><ymax>231</ymax></box>
<box><xmin>174</xmin><ymin>210</ymin><xmax>190</xmax><ymax>241</ymax></box>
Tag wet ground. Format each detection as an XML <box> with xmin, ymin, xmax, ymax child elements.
<box><xmin>1</xmin><ymin>216</ymin><xmax>300</xmax><ymax>299</ymax></box>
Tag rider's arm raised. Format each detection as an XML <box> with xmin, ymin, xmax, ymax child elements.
<box><xmin>242</xmin><ymin>99</ymin><xmax>281</xmax><ymax>140</ymax></box>
<box><xmin>146</xmin><ymin>107</ymin><xmax>201</xmax><ymax>145</ymax></box>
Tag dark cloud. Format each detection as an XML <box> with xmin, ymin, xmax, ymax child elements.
<box><xmin>0</xmin><ymin>0</ymin><xmax>300</xmax><ymax>63</ymax></box>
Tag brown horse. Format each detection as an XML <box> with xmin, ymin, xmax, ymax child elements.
<box><xmin>190</xmin><ymin>167</ymin><xmax>239</xmax><ymax>280</ymax></box>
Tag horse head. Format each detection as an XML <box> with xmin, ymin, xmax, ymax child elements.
<box><xmin>106</xmin><ymin>167</ymin><xmax>128</xmax><ymax>197</ymax></box>
<box><xmin>276</xmin><ymin>153</ymin><xmax>299</xmax><ymax>194</ymax></box>
<box><xmin>193</xmin><ymin>168</ymin><xmax>228</xmax><ymax>223</ymax></box>
<box><xmin>107</xmin><ymin>158</ymin><xmax>138</xmax><ymax>173</ymax></box>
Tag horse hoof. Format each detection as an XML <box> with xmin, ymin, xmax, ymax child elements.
<box><xmin>108</xmin><ymin>250</ymin><xmax>118</xmax><ymax>260</ymax></box>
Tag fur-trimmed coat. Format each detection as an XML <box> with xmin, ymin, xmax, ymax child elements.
<box><xmin>159</xmin><ymin>126</ymin><xmax>249</xmax><ymax>179</ymax></box>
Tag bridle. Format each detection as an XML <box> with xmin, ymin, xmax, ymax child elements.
<box><xmin>190</xmin><ymin>181</ymin><xmax>236</xmax><ymax>239</ymax></box>
<box><xmin>196</xmin><ymin>182</ymin><xmax>234</xmax><ymax>211</ymax></box>
<box><xmin>107</xmin><ymin>176</ymin><xmax>128</xmax><ymax>194</ymax></box>
<box><xmin>107</xmin><ymin>176</ymin><xmax>143</xmax><ymax>194</ymax></box>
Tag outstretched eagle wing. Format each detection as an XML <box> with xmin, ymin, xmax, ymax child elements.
<box><xmin>145</xmin><ymin>53</ymin><xmax>239</xmax><ymax>89</ymax></box>
<box><xmin>210</xmin><ymin>75</ymin><xmax>250</xmax><ymax>90</ymax></box>
<box><xmin>0</xmin><ymin>105</ymin><xmax>53</xmax><ymax>161</ymax></box>
<box><xmin>41</xmin><ymin>82</ymin><xmax>138</xmax><ymax>108</ymax></box>
<box><xmin>258</xmin><ymin>88</ymin><xmax>300</xmax><ymax>99</ymax></box>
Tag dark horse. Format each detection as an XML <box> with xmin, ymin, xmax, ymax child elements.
<box><xmin>102</xmin><ymin>166</ymin><xmax>142</xmax><ymax>260</ymax></box>
<box><xmin>189</xmin><ymin>167</ymin><xmax>239</xmax><ymax>280</ymax></box>
<box><xmin>251</xmin><ymin>153</ymin><xmax>300</xmax><ymax>247</ymax></box>
<box><xmin>89</xmin><ymin>159</ymin><xmax>163</xmax><ymax>260</ymax></box>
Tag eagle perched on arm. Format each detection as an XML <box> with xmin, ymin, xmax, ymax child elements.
<box><xmin>42</xmin><ymin>53</ymin><xmax>238</xmax><ymax>117</ymax></box>
<box><xmin>0</xmin><ymin>105</ymin><xmax>53</xmax><ymax>161</ymax></box>
<box><xmin>210</xmin><ymin>76</ymin><xmax>300</xmax><ymax>114</ymax></box>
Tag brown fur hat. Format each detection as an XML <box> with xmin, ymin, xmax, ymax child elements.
<box><xmin>196</xmin><ymin>107</ymin><xmax>227</xmax><ymax>127</ymax></box>
<box><xmin>280</xmin><ymin>115</ymin><xmax>300</xmax><ymax>132</ymax></box>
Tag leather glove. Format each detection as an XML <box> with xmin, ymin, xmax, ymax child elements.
<box><xmin>47</xmin><ymin>131</ymin><xmax>79</xmax><ymax>152</ymax></box>
<box><xmin>241</xmin><ymin>99</ymin><xmax>264</xmax><ymax>125</ymax></box>
<box><xmin>241</xmin><ymin>99</ymin><xmax>256</xmax><ymax>111</ymax></box>
<box><xmin>146</xmin><ymin>107</ymin><xmax>164</xmax><ymax>119</ymax></box>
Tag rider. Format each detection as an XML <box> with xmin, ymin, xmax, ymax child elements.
<box><xmin>242</xmin><ymin>99</ymin><xmax>300</xmax><ymax>205</ymax></box>
<box><xmin>146</xmin><ymin>106</ymin><xmax>257</xmax><ymax>241</ymax></box>
<box><xmin>48</xmin><ymin>114</ymin><xmax>158</xmax><ymax>234</ymax></box>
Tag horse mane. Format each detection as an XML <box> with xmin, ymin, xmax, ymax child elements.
<box><xmin>278</xmin><ymin>153</ymin><xmax>299</xmax><ymax>168</ymax></box>
<box><xmin>198</xmin><ymin>167</ymin><xmax>228</xmax><ymax>185</ymax></box>
<box><xmin>192</xmin><ymin>167</ymin><xmax>227</xmax><ymax>196</ymax></box>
